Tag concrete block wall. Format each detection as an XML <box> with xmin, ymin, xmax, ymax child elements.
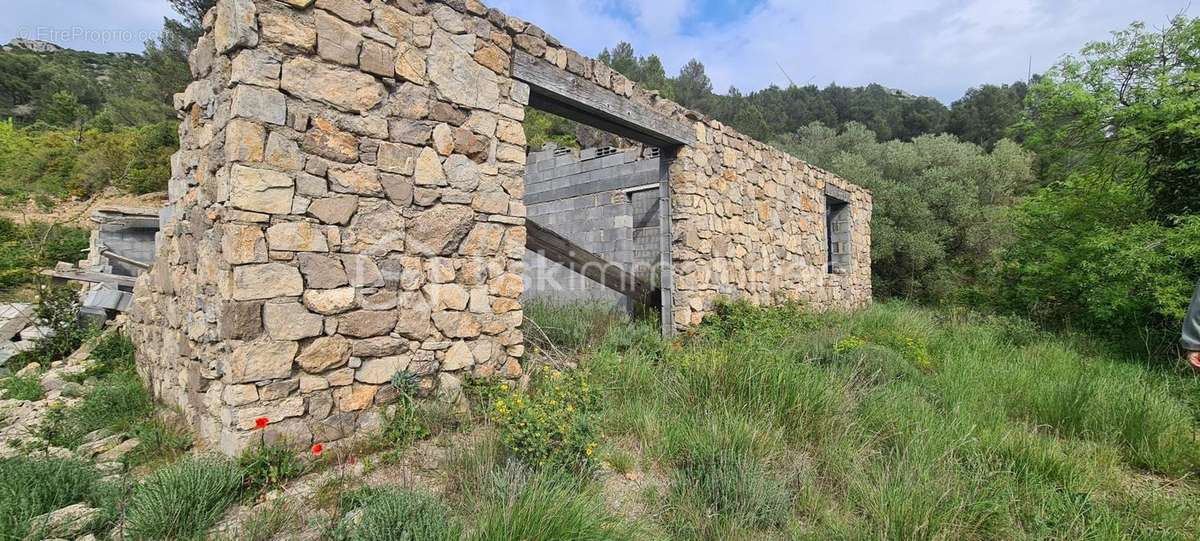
<box><xmin>522</xmin><ymin>147</ymin><xmax>661</xmax><ymax>303</ymax></box>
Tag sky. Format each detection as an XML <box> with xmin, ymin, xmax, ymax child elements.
<box><xmin>1</xmin><ymin>0</ymin><xmax>1192</xmax><ymax>103</ymax></box>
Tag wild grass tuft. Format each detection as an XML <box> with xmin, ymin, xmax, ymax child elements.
<box><xmin>0</xmin><ymin>457</ymin><xmax>108</xmax><ymax>540</ymax></box>
<box><xmin>332</xmin><ymin>487</ymin><xmax>461</xmax><ymax>541</ymax></box>
<box><xmin>123</xmin><ymin>455</ymin><xmax>243</xmax><ymax>540</ymax></box>
<box><xmin>0</xmin><ymin>373</ymin><xmax>44</xmax><ymax>401</ymax></box>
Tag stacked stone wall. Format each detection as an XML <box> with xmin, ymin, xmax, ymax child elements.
<box><xmin>129</xmin><ymin>0</ymin><xmax>871</xmax><ymax>454</ymax></box>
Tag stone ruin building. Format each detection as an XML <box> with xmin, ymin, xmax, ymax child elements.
<box><xmin>127</xmin><ymin>0</ymin><xmax>873</xmax><ymax>454</ymax></box>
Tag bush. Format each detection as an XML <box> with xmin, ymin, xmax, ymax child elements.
<box><xmin>124</xmin><ymin>456</ymin><xmax>243</xmax><ymax>540</ymax></box>
<box><xmin>40</xmin><ymin>365</ymin><xmax>154</xmax><ymax>450</ymax></box>
<box><xmin>0</xmin><ymin>457</ymin><xmax>106</xmax><ymax>540</ymax></box>
<box><xmin>238</xmin><ymin>442</ymin><xmax>307</xmax><ymax>493</ymax></box>
<box><xmin>489</xmin><ymin>367</ymin><xmax>599</xmax><ymax>471</ymax></box>
<box><xmin>332</xmin><ymin>487</ymin><xmax>461</xmax><ymax>541</ymax></box>
<box><xmin>6</xmin><ymin>287</ymin><xmax>97</xmax><ymax>370</ymax></box>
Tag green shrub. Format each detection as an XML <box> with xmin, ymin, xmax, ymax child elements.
<box><xmin>237</xmin><ymin>442</ymin><xmax>307</xmax><ymax>493</ymax></box>
<box><xmin>0</xmin><ymin>457</ymin><xmax>107</xmax><ymax>540</ymax></box>
<box><xmin>124</xmin><ymin>456</ymin><xmax>243</xmax><ymax>540</ymax></box>
<box><xmin>332</xmin><ymin>487</ymin><xmax>461</xmax><ymax>541</ymax></box>
<box><xmin>0</xmin><ymin>373</ymin><xmax>44</xmax><ymax>401</ymax></box>
<box><xmin>489</xmin><ymin>367</ymin><xmax>599</xmax><ymax>471</ymax></box>
<box><xmin>127</xmin><ymin>418</ymin><xmax>193</xmax><ymax>468</ymax></box>
<box><xmin>0</xmin><ymin>218</ymin><xmax>89</xmax><ymax>295</ymax></box>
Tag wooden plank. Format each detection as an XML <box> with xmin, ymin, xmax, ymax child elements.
<box><xmin>513</xmin><ymin>51</ymin><xmax>694</xmax><ymax>147</ymax></box>
<box><xmin>525</xmin><ymin>219</ymin><xmax>659</xmax><ymax>308</ymax></box>
<box><xmin>40</xmin><ymin>269</ymin><xmax>138</xmax><ymax>288</ymax></box>
<box><xmin>0</xmin><ymin>304</ymin><xmax>35</xmax><ymax>343</ymax></box>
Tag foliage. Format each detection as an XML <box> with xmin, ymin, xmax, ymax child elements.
<box><xmin>523</xmin><ymin>299</ymin><xmax>626</xmax><ymax>353</ymax></box>
<box><xmin>124</xmin><ymin>456</ymin><xmax>243</xmax><ymax>540</ymax></box>
<box><xmin>584</xmin><ymin>301</ymin><xmax>1200</xmax><ymax>538</ymax></box>
<box><xmin>331</xmin><ymin>487</ymin><xmax>461</xmax><ymax>541</ymax></box>
<box><xmin>466</xmin><ymin>466</ymin><xmax>638</xmax><ymax>541</ymax></box>
<box><xmin>237</xmin><ymin>442</ymin><xmax>307</xmax><ymax>493</ymax></box>
<box><xmin>0</xmin><ymin>373</ymin><xmax>44</xmax><ymax>401</ymax></box>
<box><xmin>0</xmin><ymin>218</ymin><xmax>89</xmax><ymax>296</ymax></box>
<box><xmin>0</xmin><ymin>457</ymin><xmax>109</xmax><ymax>540</ymax></box>
<box><xmin>1002</xmin><ymin>16</ymin><xmax>1200</xmax><ymax>347</ymax></box>
<box><xmin>777</xmin><ymin>122</ymin><xmax>1038</xmax><ymax>302</ymax></box>
<box><xmin>0</xmin><ymin>120</ymin><xmax>177</xmax><ymax>202</ymax></box>
<box><xmin>488</xmin><ymin>367</ymin><xmax>599</xmax><ymax>471</ymax></box>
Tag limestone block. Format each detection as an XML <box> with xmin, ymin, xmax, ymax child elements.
<box><xmin>231</xmin><ymin>85</ymin><xmax>287</xmax><ymax>125</ymax></box>
<box><xmin>442</xmin><ymin>341</ymin><xmax>474</xmax><ymax>371</ymax></box>
<box><xmin>333</xmin><ymin>384</ymin><xmax>378</xmax><ymax>412</ymax></box>
<box><xmin>219</xmin><ymin>300</ymin><xmax>265</xmax><ymax>340</ymax></box>
<box><xmin>214</xmin><ymin>0</ymin><xmax>259</xmax><ymax>53</ymax></box>
<box><xmin>223</xmin><ymin>384</ymin><xmax>259</xmax><ymax>406</ymax></box>
<box><xmin>488</xmin><ymin>272</ymin><xmax>522</xmax><ymax>299</ymax></box>
<box><xmin>303</xmin><ymin>287</ymin><xmax>357</xmax><ymax>315</ymax></box>
<box><xmin>300</xmin><ymin>374</ymin><xmax>329</xmax><ymax>392</ymax></box>
<box><xmin>235</xmin><ymin>396</ymin><xmax>306</xmax><ymax>429</ymax></box>
<box><xmin>264</xmin><ymin>132</ymin><xmax>305</xmax><ymax>171</ymax></box>
<box><xmin>428</xmin><ymin>31</ymin><xmax>499</xmax><ymax>110</ymax></box>
<box><xmin>231</xmin><ymin>49</ymin><xmax>282</xmax><ymax>88</ymax></box>
<box><xmin>355</xmin><ymin>355</ymin><xmax>409</xmax><ymax>384</ymax></box>
<box><xmin>302</xmin><ymin>196</ymin><xmax>357</xmax><ymax>227</ymax></box>
<box><xmin>432</xmin><ymin>311</ymin><xmax>481</xmax><ymax>338</ymax></box>
<box><xmin>227</xmin><ymin>340</ymin><xmax>299</xmax><ymax>383</ymax></box>
<box><xmin>423</xmin><ymin>283</ymin><xmax>469</xmax><ymax>311</ymax></box>
<box><xmin>231</xmin><ymin>263</ymin><xmax>304</xmax><ymax>300</ymax></box>
<box><xmin>260</xmin><ymin>12</ymin><xmax>317</xmax><ymax>51</ymax></box>
<box><xmin>394</xmin><ymin>291</ymin><xmax>432</xmax><ymax>339</ymax></box>
<box><xmin>229</xmin><ymin>164</ymin><xmax>295</xmax><ymax>214</ymax></box>
<box><xmin>282</xmin><ymin>57</ymin><xmax>386</xmax><ymax>113</ymax></box>
<box><xmin>360</xmin><ymin>40</ymin><xmax>396</xmax><ymax>77</ymax></box>
<box><xmin>329</xmin><ymin>165</ymin><xmax>384</xmax><ymax>196</ymax></box>
<box><xmin>351</xmin><ymin>336</ymin><xmax>406</xmax><ymax>357</ymax></box>
<box><xmin>413</xmin><ymin>147</ymin><xmax>446</xmax><ymax>187</ymax></box>
<box><xmin>346</xmin><ymin>201</ymin><xmax>405</xmax><ymax>253</ymax></box>
<box><xmin>338</xmin><ymin>310</ymin><xmax>398</xmax><ymax>338</ymax></box>
<box><xmin>222</xmin><ymin>223</ymin><xmax>267</xmax><ymax>264</ymax></box>
<box><xmin>378</xmin><ymin>142</ymin><xmax>419</xmax><ymax>175</ymax></box>
<box><xmin>379</xmin><ymin>174</ymin><xmax>414</xmax><ymax>206</ymax></box>
<box><xmin>296</xmin><ymin>335</ymin><xmax>352</xmax><ymax>372</ymax></box>
<box><xmin>315</xmin><ymin>10</ymin><xmax>362</xmax><ymax>67</ymax></box>
<box><xmin>225</xmin><ymin>119</ymin><xmax>266</xmax><ymax>163</ymax></box>
<box><xmin>264</xmin><ymin>302</ymin><xmax>324</xmax><ymax>340</ymax></box>
<box><xmin>266</xmin><ymin>221</ymin><xmax>329</xmax><ymax>252</ymax></box>
<box><xmin>303</xmin><ymin>118</ymin><xmax>359</xmax><ymax>163</ymax></box>
<box><xmin>406</xmin><ymin>204</ymin><xmax>473</xmax><ymax>256</ymax></box>
<box><xmin>315</xmin><ymin>0</ymin><xmax>372</xmax><ymax>24</ymax></box>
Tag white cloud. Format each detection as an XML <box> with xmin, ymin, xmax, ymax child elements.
<box><xmin>1</xmin><ymin>0</ymin><xmax>1190</xmax><ymax>102</ymax></box>
<box><xmin>490</xmin><ymin>0</ymin><xmax>1191</xmax><ymax>102</ymax></box>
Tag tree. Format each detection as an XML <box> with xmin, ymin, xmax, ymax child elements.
<box><xmin>778</xmin><ymin>122</ymin><xmax>1037</xmax><ymax>302</ymax></box>
<box><xmin>674</xmin><ymin>59</ymin><xmax>713</xmax><ymax>111</ymax></box>
<box><xmin>948</xmin><ymin>82</ymin><xmax>1027</xmax><ymax>149</ymax></box>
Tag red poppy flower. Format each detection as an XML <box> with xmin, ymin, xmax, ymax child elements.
<box><xmin>254</xmin><ymin>417</ymin><xmax>269</xmax><ymax>430</ymax></box>
<box><xmin>312</xmin><ymin>443</ymin><xmax>324</xmax><ymax>456</ymax></box>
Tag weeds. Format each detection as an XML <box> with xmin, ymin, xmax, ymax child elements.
<box><xmin>331</xmin><ymin>487</ymin><xmax>461</xmax><ymax>541</ymax></box>
<box><xmin>0</xmin><ymin>373</ymin><xmax>44</xmax><ymax>401</ymax></box>
<box><xmin>0</xmin><ymin>457</ymin><xmax>108</xmax><ymax>540</ymax></box>
<box><xmin>238</xmin><ymin>442</ymin><xmax>307</xmax><ymax>494</ymax></box>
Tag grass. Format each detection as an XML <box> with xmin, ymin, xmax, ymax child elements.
<box><xmin>0</xmin><ymin>372</ymin><xmax>44</xmax><ymax>401</ymax></box>
<box><xmin>237</xmin><ymin>441</ymin><xmax>308</xmax><ymax>494</ymax></box>
<box><xmin>0</xmin><ymin>457</ymin><xmax>113</xmax><ymax>540</ymax></box>
<box><xmin>331</xmin><ymin>486</ymin><xmax>461</xmax><ymax>541</ymax></box>
<box><xmin>123</xmin><ymin>456</ymin><xmax>243</xmax><ymax>540</ymax></box>
<box><xmin>566</xmin><ymin>300</ymin><xmax>1200</xmax><ymax>539</ymax></box>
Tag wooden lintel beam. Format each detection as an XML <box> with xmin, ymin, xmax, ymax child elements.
<box><xmin>513</xmin><ymin>51</ymin><xmax>694</xmax><ymax>147</ymax></box>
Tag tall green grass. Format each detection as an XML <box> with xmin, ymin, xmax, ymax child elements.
<box><xmin>0</xmin><ymin>457</ymin><xmax>111</xmax><ymax>540</ymax></box>
<box><xmin>579</xmin><ymin>300</ymin><xmax>1200</xmax><ymax>539</ymax></box>
<box><xmin>124</xmin><ymin>456</ymin><xmax>243</xmax><ymax>540</ymax></box>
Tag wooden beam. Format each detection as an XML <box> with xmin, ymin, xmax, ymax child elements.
<box><xmin>40</xmin><ymin>269</ymin><xmax>138</xmax><ymax>288</ymax></box>
<box><xmin>525</xmin><ymin>219</ymin><xmax>659</xmax><ymax>308</ymax></box>
<box><xmin>513</xmin><ymin>51</ymin><xmax>694</xmax><ymax>147</ymax></box>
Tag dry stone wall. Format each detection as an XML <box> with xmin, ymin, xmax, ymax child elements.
<box><xmin>129</xmin><ymin>0</ymin><xmax>871</xmax><ymax>455</ymax></box>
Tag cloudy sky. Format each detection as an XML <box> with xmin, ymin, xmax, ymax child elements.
<box><xmin>1</xmin><ymin>0</ymin><xmax>1191</xmax><ymax>103</ymax></box>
